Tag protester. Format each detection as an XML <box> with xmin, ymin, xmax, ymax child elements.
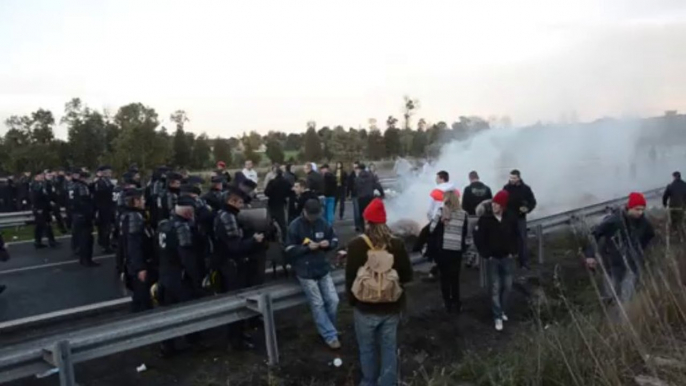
<box><xmin>292</xmin><ymin>179</ymin><xmax>319</xmax><ymax>221</ymax></box>
<box><xmin>462</xmin><ymin>171</ymin><xmax>493</xmax><ymax>268</ymax></box>
<box><xmin>348</xmin><ymin>162</ymin><xmax>362</xmax><ymax>231</ymax></box>
<box><xmin>320</xmin><ymin>164</ymin><xmax>337</xmax><ymax>224</ymax></box>
<box><xmin>263</xmin><ymin>163</ymin><xmax>279</xmax><ymax>191</ymax></box>
<box><xmin>216</xmin><ymin>160</ymin><xmax>232</xmax><ymax>185</ymax></box>
<box><xmin>584</xmin><ymin>192</ymin><xmax>655</xmax><ymax>303</ymax></box>
<box><xmin>503</xmin><ymin>169</ymin><xmax>537</xmax><ymax>269</ymax></box>
<box><xmin>474</xmin><ymin>190</ymin><xmax>519</xmax><ymax>331</ymax></box>
<box><xmin>235</xmin><ymin>160</ymin><xmax>258</xmax><ymax>185</ymax></box>
<box><xmin>282</xmin><ymin>164</ymin><xmax>298</xmax><ymax>223</ymax></box>
<box><xmin>285</xmin><ymin>199</ymin><xmax>340</xmax><ymax>349</ymax></box>
<box><xmin>427</xmin><ymin>190</ymin><xmax>469</xmax><ymax>313</ymax></box>
<box><xmin>265</xmin><ymin>168</ymin><xmax>291</xmax><ymax>241</ymax></box>
<box><xmin>427</xmin><ymin>171</ymin><xmax>457</xmax><ymax>221</ymax></box>
<box><xmin>305</xmin><ymin>162</ymin><xmax>324</xmax><ymax>196</ymax></box>
<box><xmin>663</xmin><ymin>171</ymin><xmax>686</xmax><ymax>235</ymax></box>
<box><xmin>356</xmin><ymin>164</ymin><xmax>383</xmax><ymax>221</ymax></box>
<box><xmin>346</xmin><ymin>198</ymin><xmax>413</xmax><ymax>386</ymax></box>
<box><xmin>334</xmin><ymin>162</ymin><xmax>348</xmax><ymax>220</ymax></box>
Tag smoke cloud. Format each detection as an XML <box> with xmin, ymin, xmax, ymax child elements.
<box><xmin>386</xmin><ymin>118</ymin><xmax>685</xmax><ymax>224</ymax></box>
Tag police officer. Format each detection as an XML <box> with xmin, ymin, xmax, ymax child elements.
<box><xmin>93</xmin><ymin>166</ymin><xmax>115</xmax><ymax>253</ymax></box>
<box><xmin>0</xmin><ymin>232</ymin><xmax>9</xmax><ymax>295</ymax></box>
<box><xmin>145</xmin><ymin>166</ymin><xmax>168</xmax><ymax>229</ymax></box>
<box><xmin>53</xmin><ymin>168</ymin><xmax>70</xmax><ymax>232</ymax></box>
<box><xmin>213</xmin><ymin>186</ymin><xmax>265</xmax><ymax>350</ymax></box>
<box><xmin>31</xmin><ymin>171</ymin><xmax>58</xmax><ymax>249</ymax></box>
<box><xmin>71</xmin><ymin>170</ymin><xmax>98</xmax><ymax>267</ymax></box>
<box><xmin>118</xmin><ymin>187</ymin><xmax>156</xmax><ymax>312</ymax></box>
<box><xmin>156</xmin><ymin>195</ymin><xmax>205</xmax><ymax>356</ymax></box>
<box><xmin>113</xmin><ymin>174</ymin><xmax>138</xmax><ymax>274</ymax></box>
<box><xmin>202</xmin><ymin>175</ymin><xmax>225</xmax><ymax>212</ymax></box>
<box><xmin>158</xmin><ymin>172</ymin><xmax>182</xmax><ymax>223</ymax></box>
<box><xmin>181</xmin><ymin>178</ymin><xmax>213</xmax><ymax>273</ymax></box>
<box><xmin>44</xmin><ymin>170</ymin><xmax>68</xmax><ymax>235</ymax></box>
<box><xmin>66</xmin><ymin>168</ymin><xmax>81</xmax><ymax>256</ymax></box>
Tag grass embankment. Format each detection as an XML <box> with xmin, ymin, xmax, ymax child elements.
<box><xmin>425</xmin><ymin>228</ymin><xmax>686</xmax><ymax>385</ymax></box>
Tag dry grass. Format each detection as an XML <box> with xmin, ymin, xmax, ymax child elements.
<box><xmin>423</xmin><ymin>229</ymin><xmax>686</xmax><ymax>386</ymax></box>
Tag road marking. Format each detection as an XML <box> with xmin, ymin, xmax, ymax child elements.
<box><xmin>0</xmin><ymin>254</ymin><xmax>115</xmax><ymax>276</ymax></box>
<box><xmin>6</xmin><ymin>234</ymin><xmax>73</xmax><ymax>246</ymax></box>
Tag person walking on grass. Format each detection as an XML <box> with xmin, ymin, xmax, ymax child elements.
<box><xmin>346</xmin><ymin>198</ymin><xmax>413</xmax><ymax>386</ymax></box>
<box><xmin>474</xmin><ymin>190</ymin><xmax>519</xmax><ymax>331</ymax></box>
<box><xmin>462</xmin><ymin>171</ymin><xmax>492</xmax><ymax>269</ymax></box>
<box><xmin>663</xmin><ymin>171</ymin><xmax>686</xmax><ymax>237</ymax></box>
<box><xmin>285</xmin><ymin>199</ymin><xmax>341</xmax><ymax>349</ymax></box>
<box><xmin>503</xmin><ymin>169</ymin><xmax>536</xmax><ymax>270</ymax></box>
<box><xmin>427</xmin><ymin>190</ymin><xmax>469</xmax><ymax>313</ymax></box>
<box><xmin>584</xmin><ymin>192</ymin><xmax>655</xmax><ymax>303</ymax></box>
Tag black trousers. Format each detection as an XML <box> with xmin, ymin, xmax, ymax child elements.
<box><xmin>219</xmin><ymin>259</ymin><xmax>250</xmax><ymax>349</ymax></box>
<box><xmin>159</xmin><ymin>274</ymin><xmax>196</xmax><ymax>353</ymax></box>
<box><xmin>129</xmin><ymin>271</ymin><xmax>156</xmax><ymax>313</ymax></box>
<box><xmin>96</xmin><ymin>211</ymin><xmax>114</xmax><ymax>250</ymax></box>
<box><xmin>670</xmin><ymin>208</ymin><xmax>684</xmax><ymax>235</ymax></box>
<box><xmin>358</xmin><ymin>195</ymin><xmax>373</xmax><ymax>219</ymax></box>
<box><xmin>334</xmin><ymin>187</ymin><xmax>346</xmax><ymax>220</ymax></box>
<box><xmin>435</xmin><ymin>253</ymin><xmax>463</xmax><ymax>309</ymax></box>
<box><xmin>52</xmin><ymin>205</ymin><xmax>67</xmax><ymax>233</ymax></box>
<box><xmin>268</xmin><ymin>205</ymin><xmax>287</xmax><ymax>243</ymax></box>
<box><xmin>33</xmin><ymin>209</ymin><xmax>55</xmax><ymax>245</ymax></box>
<box><xmin>72</xmin><ymin>216</ymin><xmax>94</xmax><ymax>264</ymax></box>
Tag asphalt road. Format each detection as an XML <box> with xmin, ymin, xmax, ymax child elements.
<box><xmin>0</xmin><ymin>204</ymin><xmax>361</xmax><ymax>324</ymax></box>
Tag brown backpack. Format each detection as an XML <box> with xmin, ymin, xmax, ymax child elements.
<box><xmin>351</xmin><ymin>235</ymin><xmax>403</xmax><ymax>303</ymax></box>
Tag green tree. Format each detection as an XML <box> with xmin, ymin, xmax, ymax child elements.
<box><xmin>265</xmin><ymin>137</ymin><xmax>285</xmax><ymax>164</ymax></box>
<box><xmin>285</xmin><ymin>133</ymin><xmax>303</xmax><ymax>151</ymax></box>
<box><xmin>383</xmin><ymin>116</ymin><xmax>401</xmax><ymax>158</ymax></box>
<box><xmin>172</xmin><ymin>127</ymin><xmax>193</xmax><ymax>167</ymax></box>
<box><xmin>402</xmin><ymin>96</ymin><xmax>419</xmax><ymax>130</ymax></box>
<box><xmin>213</xmin><ymin>137</ymin><xmax>232</xmax><ymax>166</ymax></box>
<box><xmin>303</xmin><ymin>126</ymin><xmax>323</xmax><ymax>161</ymax></box>
<box><xmin>30</xmin><ymin>109</ymin><xmax>56</xmax><ymax>144</ymax></box>
<box><xmin>190</xmin><ymin>134</ymin><xmax>211</xmax><ymax>170</ymax></box>
<box><xmin>110</xmin><ymin>103</ymin><xmax>164</xmax><ymax>171</ymax></box>
<box><xmin>328</xmin><ymin>126</ymin><xmax>364</xmax><ymax>163</ymax></box>
<box><xmin>242</xmin><ymin>135</ymin><xmax>261</xmax><ymax>165</ymax></box>
<box><xmin>411</xmin><ymin>128</ymin><xmax>428</xmax><ymax>157</ymax></box>
<box><xmin>367</xmin><ymin>129</ymin><xmax>386</xmax><ymax>160</ymax></box>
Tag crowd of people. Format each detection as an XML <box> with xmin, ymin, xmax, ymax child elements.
<box><xmin>1</xmin><ymin>160</ymin><xmax>685</xmax><ymax>386</ymax></box>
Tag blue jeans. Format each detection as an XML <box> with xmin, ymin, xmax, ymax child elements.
<box><xmin>517</xmin><ymin>218</ymin><xmax>529</xmax><ymax>268</ymax></box>
<box><xmin>298</xmin><ymin>274</ymin><xmax>339</xmax><ymax>343</ymax></box>
<box><xmin>324</xmin><ymin>196</ymin><xmax>336</xmax><ymax>225</ymax></box>
<box><xmin>354</xmin><ymin>309</ymin><xmax>400</xmax><ymax>386</ymax></box>
<box><xmin>487</xmin><ymin>257</ymin><xmax>515</xmax><ymax>319</ymax></box>
<box><xmin>352</xmin><ymin>198</ymin><xmax>362</xmax><ymax>230</ymax></box>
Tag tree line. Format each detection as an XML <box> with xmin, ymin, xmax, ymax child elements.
<box><xmin>0</xmin><ymin>97</ymin><xmax>506</xmax><ymax>175</ymax></box>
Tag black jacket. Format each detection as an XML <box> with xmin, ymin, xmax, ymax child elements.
<box><xmin>295</xmin><ymin>190</ymin><xmax>319</xmax><ymax>215</ymax></box>
<box><xmin>202</xmin><ymin>188</ymin><xmax>224</xmax><ymax>211</ymax></box>
<box><xmin>213</xmin><ymin>204</ymin><xmax>257</xmax><ymax>267</ymax></box>
<box><xmin>323</xmin><ymin>172</ymin><xmax>337</xmax><ymax>197</ymax></box>
<box><xmin>157</xmin><ymin>215</ymin><xmax>204</xmax><ymax>290</ymax></box>
<box><xmin>265</xmin><ymin>174</ymin><xmax>292</xmax><ymax>208</ymax></box>
<box><xmin>93</xmin><ymin>177</ymin><xmax>115</xmax><ymax>213</ymax></box>
<box><xmin>335</xmin><ymin>169</ymin><xmax>348</xmax><ymax>191</ymax></box>
<box><xmin>585</xmin><ymin>209</ymin><xmax>655</xmax><ymax>272</ymax></box>
<box><xmin>663</xmin><ymin>178</ymin><xmax>686</xmax><ymax>208</ymax></box>
<box><xmin>306</xmin><ymin>171</ymin><xmax>324</xmax><ymax>196</ymax></box>
<box><xmin>119</xmin><ymin>208</ymin><xmax>155</xmax><ymax>276</ymax></box>
<box><xmin>474</xmin><ymin>210</ymin><xmax>519</xmax><ymax>259</ymax></box>
<box><xmin>355</xmin><ymin>171</ymin><xmax>383</xmax><ymax>198</ymax></box>
<box><xmin>30</xmin><ymin>181</ymin><xmax>51</xmax><ymax>212</ymax></box>
<box><xmin>71</xmin><ymin>180</ymin><xmax>95</xmax><ymax>220</ymax></box>
<box><xmin>503</xmin><ymin>181</ymin><xmax>537</xmax><ymax>219</ymax></box>
<box><xmin>462</xmin><ymin>181</ymin><xmax>493</xmax><ymax>216</ymax></box>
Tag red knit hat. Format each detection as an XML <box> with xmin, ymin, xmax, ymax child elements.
<box><xmin>492</xmin><ymin>190</ymin><xmax>510</xmax><ymax>207</ymax></box>
<box><xmin>217</xmin><ymin>161</ymin><xmax>226</xmax><ymax>168</ymax></box>
<box><xmin>627</xmin><ymin>192</ymin><xmax>647</xmax><ymax>209</ymax></box>
<box><xmin>363</xmin><ymin>198</ymin><xmax>387</xmax><ymax>224</ymax></box>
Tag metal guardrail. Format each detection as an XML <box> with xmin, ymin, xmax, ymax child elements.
<box><xmin>0</xmin><ymin>187</ymin><xmax>664</xmax><ymax>386</ymax></box>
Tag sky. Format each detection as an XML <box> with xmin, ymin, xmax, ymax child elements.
<box><xmin>1</xmin><ymin>0</ymin><xmax>685</xmax><ymax>138</ymax></box>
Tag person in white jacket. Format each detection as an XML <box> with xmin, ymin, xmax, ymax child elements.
<box><xmin>427</xmin><ymin>171</ymin><xmax>458</xmax><ymax>221</ymax></box>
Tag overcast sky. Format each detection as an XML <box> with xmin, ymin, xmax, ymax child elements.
<box><xmin>1</xmin><ymin>0</ymin><xmax>685</xmax><ymax>138</ymax></box>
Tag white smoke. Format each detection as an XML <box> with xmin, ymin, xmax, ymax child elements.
<box><xmin>386</xmin><ymin>118</ymin><xmax>685</xmax><ymax>225</ymax></box>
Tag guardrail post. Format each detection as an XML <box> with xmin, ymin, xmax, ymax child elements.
<box><xmin>55</xmin><ymin>341</ymin><xmax>76</xmax><ymax>386</ymax></box>
<box><xmin>536</xmin><ymin>224</ymin><xmax>544</xmax><ymax>265</ymax></box>
<box><xmin>258</xmin><ymin>293</ymin><xmax>279</xmax><ymax>366</ymax></box>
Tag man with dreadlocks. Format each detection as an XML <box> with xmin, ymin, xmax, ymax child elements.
<box><xmin>584</xmin><ymin>192</ymin><xmax>655</xmax><ymax>303</ymax></box>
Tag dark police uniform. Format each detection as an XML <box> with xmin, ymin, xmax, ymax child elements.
<box><xmin>157</xmin><ymin>172</ymin><xmax>182</xmax><ymax>225</ymax></box>
<box><xmin>31</xmin><ymin>177</ymin><xmax>57</xmax><ymax>248</ymax></box>
<box><xmin>213</xmin><ymin>189</ymin><xmax>261</xmax><ymax>349</ymax></box>
<box><xmin>71</xmin><ymin>173</ymin><xmax>97</xmax><ymax>267</ymax></box>
<box><xmin>48</xmin><ymin>175</ymin><xmax>68</xmax><ymax>234</ymax></box>
<box><xmin>93</xmin><ymin>168</ymin><xmax>115</xmax><ymax>252</ymax></box>
<box><xmin>156</xmin><ymin>195</ymin><xmax>204</xmax><ymax>355</ymax></box>
<box><xmin>118</xmin><ymin>189</ymin><xmax>156</xmax><ymax>312</ymax></box>
<box><xmin>0</xmin><ymin>233</ymin><xmax>8</xmax><ymax>294</ymax></box>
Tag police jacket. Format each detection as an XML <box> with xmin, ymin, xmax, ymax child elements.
<box><xmin>119</xmin><ymin>208</ymin><xmax>155</xmax><ymax>276</ymax></box>
<box><xmin>462</xmin><ymin>181</ymin><xmax>493</xmax><ymax>216</ymax></box>
<box><xmin>585</xmin><ymin>209</ymin><xmax>655</xmax><ymax>273</ymax></box>
<box><xmin>285</xmin><ymin>216</ymin><xmax>338</xmax><ymax>279</ymax></box>
<box><xmin>202</xmin><ymin>189</ymin><xmax>223</xmax><ymax>211</ymax></box>
<box><xmin>213</xmin><ymin>204</ymin><xmax>256</xmax><ymax>266</ymax></box>
<box><xmin>503</xmin><ymin>181</ymin><xmax>537</xmax><ymax>219</ymax></box>
<box><xmin>158</xmin><ymin>188</ymin><xmax>179</xmax><ymax>222</ymax></box>
<box><xmin>54</xmin><ymin>176</ymin><xmax>68</xmax><ymax>205</ymax></box>
<box><xmin>157</xmin><ymin>215</ymin><xmax>203</xmax><ymax>287</ymax></box>
<box><xmin>93</xmin><ymin>177</ymin><xmax>115</xmax><ymax>213</ymax></box>
<box><xmin>71</xmin><ymin>180</ymin><xmax>95</xmax><ymax>220</ymax></box>
<box><xmin>30</xmin><ymin>181</ymin><xmax>51</xmax><ymax>211</ymax></box>
<box><xmin>663</xmin><ymin>178</ymin><xmax>686</xmax><ymax>209</ymax></box>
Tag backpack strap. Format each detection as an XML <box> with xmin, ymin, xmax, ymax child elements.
<box><xmin>361</xmin><ymin>234</ymin><xmax>376</xmax><ymax>250</ymax></box>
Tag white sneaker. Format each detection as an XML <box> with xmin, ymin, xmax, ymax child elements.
<box><xmin>502</xmin><ymin>314</ymin><xmax>509</xmax><ymax>322</ymax></box>
<box><xmin>495</xmin><ymin>319</ymin><xmax>504</xmax><ymax>331</ymax></box>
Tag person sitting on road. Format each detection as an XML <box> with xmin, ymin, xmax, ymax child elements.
<box><xmin>583</xmin><ymin>192</ymin><xmax>655</xmax><ymax>304</ymax></box>
<box><xmin>345</xmin><ymin>198</ymin><xmax>413</xmax><ymax>386</ymax></box>
<box><xmin>285</xmin><ymin>199</ymin><xmax>340</xmax><ymax>349</ymax></box>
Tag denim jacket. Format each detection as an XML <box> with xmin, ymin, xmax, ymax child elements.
<box><xmin>285</xmin><ymin>216</ymin><xmax>338</xmax><ymax>279</ymax></box>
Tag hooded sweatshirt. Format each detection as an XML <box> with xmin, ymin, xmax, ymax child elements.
<box><xmin>427</xmin><ymin>182</ymin><xmax>458</xmax><ymax>221</ymax></box>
